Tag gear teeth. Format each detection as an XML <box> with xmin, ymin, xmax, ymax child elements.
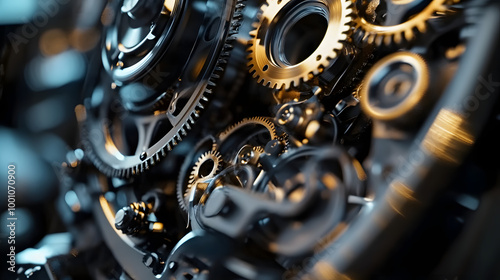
<box><xmin>81</xmin><ymin>0</ymin><xmax>245</xmax><ymax>178</ymax></box>
<box><xmin>260</xmin><ymin>2</ymin><xmax>268</xmax><ymax>13</ymax></box>
<box><xmin>179</xmin><ymin>148</ymin><xmax>223</xmax><ymax>212</ymax></box>
<box><xmin>404</xmin><ymin>29</ymin><xmax>414</xmax><ymax>41</ymax></box>
<box><xmin>248</xmin><ymin>0</ymin><xmax>353</xmax><ymax>89</ymax></box>
<box><xmin>219</xmin><ymin>116</ymin><xmax>278</xmax><ymax>142</ymax></box>
<box><xmin>354</xmin><ymin>0</ymin><xmax>451</xmax><ymax>46</ymax></box>
<box><xmin>394</xmin><ymin>33</ymin><xmax>403</xmax><ymax>44</ymax></box>
<box><xmin>416</xmin><ymin>22</ymin><xmax>427</xmax><ymax>33</ymax></box>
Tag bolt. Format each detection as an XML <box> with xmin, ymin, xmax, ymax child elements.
<box><xmin>265</xmin><ymin>140</ymin><xmax>282</xmax><ymax>157</ymax></box>
<box><xmin>240</xmin><ymin>150</ymin><xmax>254</xmax><ymax>164</ymax></box>
<box><xmin>168</xmin><ymin>261</ymin><xmax>177</xmax><ymax>272</ymax></box>
<box><xmin>140</xmin><ymin>152</ymin><xmax>148</xmax><ymax>161</ymax></box>
<box><xmin>279</xmin><ymin>109</ymin><xmax>292</xmax><ymax>124</ymax></box>
<box><xmin>143</xmin><ymin>254</ymin><xmax>156</xmax><ymax>268</ymax></box>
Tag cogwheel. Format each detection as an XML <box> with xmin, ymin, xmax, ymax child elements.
<box><xmin>247</xmin><ymin>0</ymin><xmax>354</xmax><ymax>90</ymax></box>
<box><xmin>354</xmin><ymin>0</ymin><xmax>452</xmax><ymax>46</ymax></box>
<box><xmin>188</xmin><ymin>150</ymin><xmax>224</xmax><ymax>188</ymax></box>
<box><xmin>218</xmin><ymin>116</ymin><xmax>278</xmax><ymax>143</ymax></box>
<box><xmin>176</xmin><ymin>137</ymin><xmax>218</xmax><ymax>214</ymax></box>
<box><xmin>181</xmin><ymin>150</ymin><xmax>223</xmax><ymax>212</ymax></box>
<box><xmin>80</xmin><ymin>0</ymin><xmax>246</xmax><ymax>178</ymax></box>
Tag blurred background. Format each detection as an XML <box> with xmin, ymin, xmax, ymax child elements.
<box><xmin>0</xmin><ymin>0</ymin><xmax>106</xmax><ymax>275</ymax></box>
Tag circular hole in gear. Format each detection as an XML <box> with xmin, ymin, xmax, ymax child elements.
<box><xmin>283</xmin><ymin>13</ymin><xmax>328</xmax><ymax>65</ymax></box>
<box><xmin>199</xmin><ymin>159</ymin><xmax>215</xmax><ymax>177</ymax></box>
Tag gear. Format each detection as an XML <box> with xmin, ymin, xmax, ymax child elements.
<box><xmin>217</xmin><ymin>116</ymin><xmax>289</xmax><ymax>161</ymax></box>
<box><xmin>247</xmin><ymin>0</ymin><xmax>353</xmax><ymax>90</ymax></box>
<box><xmin>354</xmin><ymin>0</ymin><xmax>452</xmax><ymax>46</ymax></box>
<box><xmin>180</xmin><ymin>150</ymin><xmax>224</xmax><ymax>212</ymax></box>
<box><xmin>218</xmin><ymin>116</ymin><xmax>278</xmax><ymax>143</ymax></box>
<box><xmin>188</xmin><ymin>150</ymin><xmax>224</xmax><ymax>191</ymax></box>
<box><xmin>177</xmin><ymin>116</ymin><xmax>286</xmax><ymax>213</ymax></box>
<box><xmin>81</xmin><ymin>0</ymin><xmax>246</xmax><ymax>178</ymax></box>
<box><xmin>176</xmin><ymin>137</ymin><xmax>219</xmax><ymax>214</ymax></box>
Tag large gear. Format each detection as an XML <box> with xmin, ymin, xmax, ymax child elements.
<box><xmin>354</xmin><ymin>0</ymin><xmax>452</xmax><ymax>46</ymax></box>
<box><xmin>247</xmin><ymin>0</ymin><xmax>353</xmax><ymax>90</ymax></box>
<box><xmin>80</xmin><ymin>0</ymin><xmax>246</xmax><ymax>178</ymax></box>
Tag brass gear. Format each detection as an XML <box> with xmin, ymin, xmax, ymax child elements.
<box><xmin>218</xmin><ymin>116</ymin><xmax>279</xmax><ymax>143</ymax></box>
<box><xmin>354</xmin><ymin>0</ymin><xmax>452</xmax><ymax>46</ymax></box>
<box><xmin>188</xmin><ymin>150</ymin><xmax>224</xmax><ymax>188</ymax></box>
<box><xmin>247</xmin><ymin>0</ymin><xmax>353</xmax><ymax>90</ymax></box>
<box><xmin>182</xmin><ymin>150</ymin><xmax>224</xmax><ymax>212</ymax></box>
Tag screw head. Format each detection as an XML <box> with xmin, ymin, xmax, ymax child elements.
<box><xmin>168</xmin><ymin>261</ymin><xmax>177</xmax><ymax>272</ymax></box>
<box><xmin>140</xmin><ymin>152</ymin><xmax>148</xmax><ymax>161</ymax></box>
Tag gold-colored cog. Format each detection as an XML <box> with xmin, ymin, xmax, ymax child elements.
<box><xmin>354</xmin><ymin>0</ymin><xmax>452</xmax><ymax>46</ymax></box>
<box><xmin>247</xmin><ymin>0</ymin><xmax>354</xmax><ymax>90</ymax></box>
<box><xmin>184</xmin><ymin>150</ymin><xmax>224</xmax><ymax>205</ymax></box>
<box><xmin>218</xmin><ymin>116</ymin><xmax>279</xmax><ymax>143</ymax></box>
<box><xmin>188</xmin><ymin>151</ymin><xmax>223</xmax><ymax>185</ymax></box>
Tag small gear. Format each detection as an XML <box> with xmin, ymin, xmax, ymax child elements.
<box><xmin>182</xmin><ymin>150</ymin><xmax>224</xmax><ymax>212</ymax></box>
<box><xmin>188</xmin><ymin>150</ymin><xmax>224</xmax><ymax>188</ymax></box>
<box><xmin>354</xmin><ymin>0</ymin><xmax>452</xmax><ymax>46</ymax></box>
<box><xmin>176</xmin><ymin>137</ymin><xmax>219</xmax><ymax>213</ymax></box>
<box><xmin>247</xmin><ymin>0</ymin><xmax>353</xmax><ymax>90</ymax></box>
